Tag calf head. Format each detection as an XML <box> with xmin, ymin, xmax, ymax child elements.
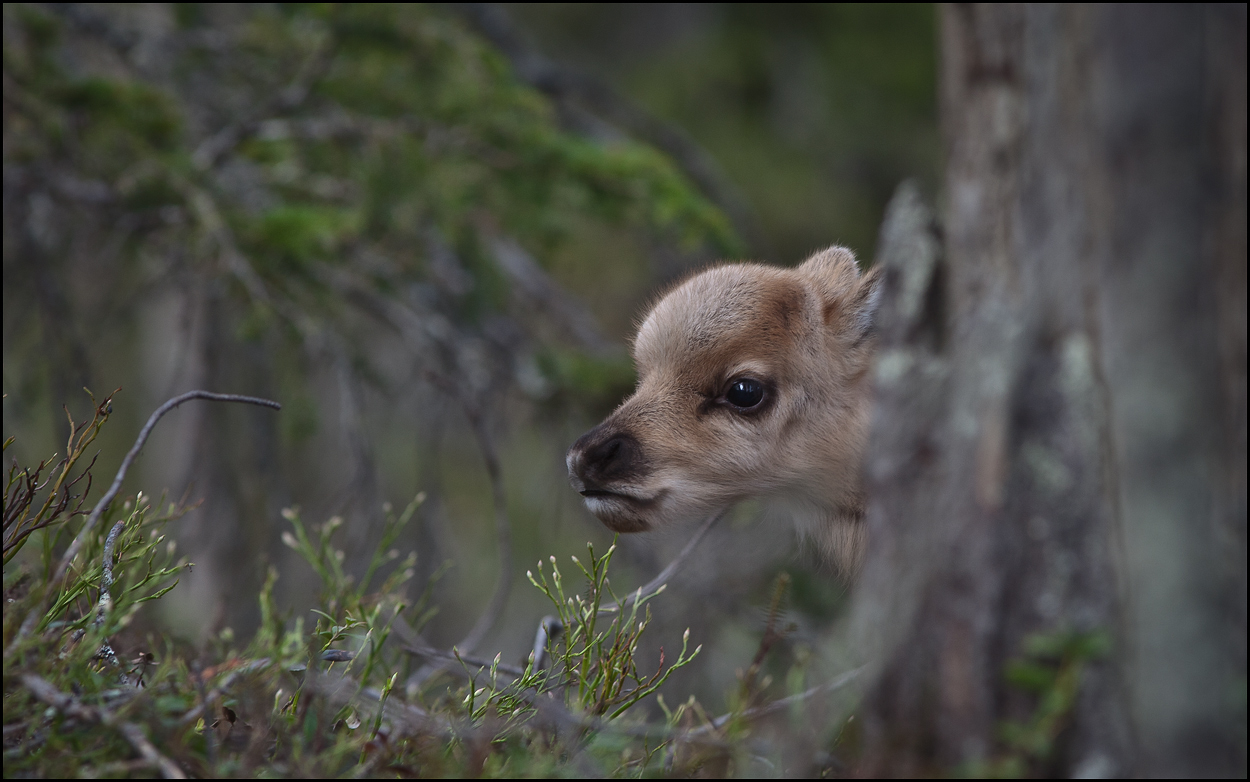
<box><xmin>566</xmin><ymin>246</ymin><xmax>880</xmax><ymax>558</ymax></box>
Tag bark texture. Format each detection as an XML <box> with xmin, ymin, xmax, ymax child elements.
<box><xmin>852</xmin><ymin>5</ymin><xmax>1246</xmax><ymax>776</ymax></box>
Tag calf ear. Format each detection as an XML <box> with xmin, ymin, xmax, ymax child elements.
<box><xmin>797</xmin><ymin>246</ymin><xmax>881</xmax><ymax>343</ymax></box>
<box><xmin>849</xmin><ymin>267</ymin><xmax>882</xmax><ymax>343</ymax></box>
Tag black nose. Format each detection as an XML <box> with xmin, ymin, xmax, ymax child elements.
<box><xmin>568</xmin><ymin>427</ymin><xmax>645</xmax><ymax>485</ymax></box>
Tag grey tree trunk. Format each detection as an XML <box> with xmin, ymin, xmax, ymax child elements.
<box><xmin>851</xmin><ymin>5</ymin><xmax>1245</xmax><ymax>776</ymax></box>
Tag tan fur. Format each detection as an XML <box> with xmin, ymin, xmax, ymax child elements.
<box><xmin>566</xmin><ymin>246</ymin><xmax>880</xmax><ymax>578</ymax></box>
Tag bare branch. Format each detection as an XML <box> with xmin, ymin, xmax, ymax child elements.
<box><xmin>599</xmin><ymin>508</ymin><xmax>726</xmax><ymax>615</ymax></box>
<box><xmin>690</xmin><ymin>666</ymin><xmax>866</xmax><ymax>737</ymax></box>
<box><xmin>530</xmin><ymin>614</ymin><xmax>563</xmax><ymax>671</ymax></box>
<box><xmin>452</xmin><ymin>4</ymin><xmax>762</xmax><ymax>251</ymax></box>
<box><xmin>87</xmin><ymin>520</ymin><xmax>128</xmax><ymax>674</ymax></box>
<box><xmin>98</xmin><ymin>520</ymin><xmax>125</xmax><ymax>620</ymax></box>
<box><xmin>190</xmin><ymin>39</ymin><xmax>333</xmax><ymax>171</ymax></box>
<box><xmin>15</xmin><ymin>392</ymin><xmax>280</xmax><ymax>643</ymax></box>
<box><xmin>22</xmin><ymin>675</ymin><xmax>187</xmax><ymax>779</ymax></box>
<box><xmin>489</xmin><ymin>237</ymin><xmax>617</xmax><ymax>356</ymax></box>
<box><xmin>401</xmin><ymin>640</ymin><xmax>527</xmax><ymax>680</ymax></box>
<box><xmin>55</xmin><ymin>391</ymin><xmax>281</xmax><ymax>585</ymax></box>
<box><xmin>306</xmin><ymin>670</ymin><xmax>451</xmax><ymax>738</ymax></box>
<box><xmin>451</xmin><ymin>399</ymin><xmax>513</xmax><ymax>656</ymax></box>
<box><xmin>177</xmin><ymin>659</ymin><xmax>273</xmax><ymax>727</ymax></box>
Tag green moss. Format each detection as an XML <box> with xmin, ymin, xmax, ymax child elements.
<box><xmin>245</xmin><ymin>205</ymin><xmax>361</xmax><ymax>275</ymax></box>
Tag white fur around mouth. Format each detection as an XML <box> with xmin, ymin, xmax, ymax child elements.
<box><xmin>580</xmin><ymin>493</ymin><xmax>655</xmax><ymax>534</ymax></box>
<box><xmin>582</xmin><ymin>495</ymin><xmax>621</xmax><ymax>514</ymax></box>
<box><xmin>581</xmin><ymin>491</ymin><xmax>646</xmax><ymax>509</ymax></box>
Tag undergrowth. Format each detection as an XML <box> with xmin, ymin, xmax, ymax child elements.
<box><xmin>0</xmin><ymin>394</ymin><xmax>777</xmax><ymax>777</ymax></box>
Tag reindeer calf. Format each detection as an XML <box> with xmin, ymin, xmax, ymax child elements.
<box><xmin>566</xmin><ymin>247</ymin><xmax>880</xmax><ymax>577</ymax></box>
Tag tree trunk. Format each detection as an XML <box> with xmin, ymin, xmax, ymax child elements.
<box><xmin>852</xmin><ymin>5</ymin><xmax>1245</xmax><ymax>776</ymax></box>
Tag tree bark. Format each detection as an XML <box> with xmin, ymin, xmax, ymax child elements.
<box><xmin>852</xmin><ymin>5</ymin><xmax>1246</xmax><ymax>776</ymax></box>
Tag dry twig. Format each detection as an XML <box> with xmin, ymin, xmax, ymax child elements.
<box><xmin>598</xmin><ymin>509</ymin><xmax>727</xmax><ymax>616</ymax></box>
<box><xmin>21</xmin><ymin>674</ymin><xmax>187</xmax><ymax>779</ymax></box>
<box><xmin>691</xmin><ymin>665</ymin><xmax>866</xmax><ymax>737</ymax></box>
<box><xmin>15</xmin><ymin>391</ymin><xmax>281</xmax><ymax>644</ymax></box>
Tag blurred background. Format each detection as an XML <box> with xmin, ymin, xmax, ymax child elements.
<box><xmin>2</xmin><ymin>3</ymin><xmax>937</xmax><ymax>712</ymax></box>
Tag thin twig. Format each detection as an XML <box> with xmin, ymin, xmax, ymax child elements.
<box><xmin>307</xmin><ymin>671</ymin><xmax>450</xmax><ymax>738</ymax></box>
<box><xmin>405</xmin><ymin>508</ymin><xmax>722</xmax><ymax>684</ymax></box>
<box><xmin>54</xmin><ymin>392</ymin><xmax>281</xmax><ymax>586</ymax></box>
<box><xmin>401</xmin><ymin>641</ymin><xmax>527</xmax><ymax>679</ymax></box>
<box><xmin>689</xmin><ymin>665</ymin><xmax>866</xmax><ymax>737</ymax></box>
<box><xmin>453</xmin><ymin>401</ymin><xmax>513</xmax><ymax>655</ymax></box>
<box><xmin>88</xmin><ymin>520</ymin><xmax>128</xmax><ymax>675</ymax></box>
<box><xmin>22</xmin><ymin>674</ymin><xmax>187</xmax><ymax>779</ymax></box>
<box><xmin>598</xmin><ymin>509</ymin><xmax>727</xmax><ymax>615</ymax></box>
<box><xmin>177</xmin><ymin>659</ymin><xmax>273</xmax><ymax>727</ymax></box>
<box><xmin>16</xmin><ymin>392</ymin><xmax>280</xmax><ymax>643</ymax></box>
<box><xmin>191</xmin><ymin>39</ymin><xmax>332</xmax><ymax>171</ymax></box>
<box><xmin>190</xmin><ymin>663</ymin><xmax>217</xmax><ymax>771</ymax></box>
<box><xmin>94</xmin><ymin>520</ymin><xmax>125</xmax><ymax>628</ymax></box>
<box><xmin>530</xmin><ymin>614</ymin><xmax>563</xmax><ymax>671</ymax></box>
<box><xmin>451</xmin><ymin>4</ymin><xmax>762</xmax><ymax>252</ymax></box>
<box><xmin>401</xmin><ymin>508</ymin><xmax>722</xmax><ymax>676</ymax></box>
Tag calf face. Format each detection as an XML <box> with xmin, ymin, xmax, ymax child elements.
<box><xmin>566</xmin><ymin>247</ymin><xmax>879</xmax><ymax>573</ymax></box>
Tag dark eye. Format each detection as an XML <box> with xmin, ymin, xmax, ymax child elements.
<box><xmin>725</xmin><ymin>378</ymin><xmax>765</xmax><ymax>409</ymax></box>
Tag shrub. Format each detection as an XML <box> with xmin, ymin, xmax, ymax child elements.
<box><xmin>1</xmin><ymin>392</ymin><xmax>762</xmax><ymax>777</ymax></box>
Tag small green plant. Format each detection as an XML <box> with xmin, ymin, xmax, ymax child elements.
<box><xmin>2</xmin><ymin>392</ymin><xmax>724</xmax><ymax>777</ymax></box>
<box><xmin>527</xmin><ymin>541</ymin><xmax>701</xmax><ymax>718</ymax></box>
<box><xmin>277</xmin><ymin>500</ymin><xmax>420</xmax><ymax>685</ymax></box>
<box><xmin>432</xmin><ymin>540</ymin><xmax>703</xmax><ymax>775</ymax></box>
<box><xmin>475</xmin><ymin>543</ymin><xmax>700</xmax><ymax>717</ymax></box>
<box><xmin>963</xmin><ymin>628</ymin><xmax>1112</xmax><ymax>778</ymax></box>
<box><xmin>3</xmin><ymin>399</ymin><xmax>198</xmax><ymax>777</ymax></box>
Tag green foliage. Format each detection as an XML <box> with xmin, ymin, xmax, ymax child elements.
<box><xmin>524</xmin><ymin>542</ymin><xmax>701</xmax><ymax>719</ymax></box>
<box><xmin>2</xmin><ymin>5</ymin><xmax>902</xmax><ymax>775</ymax></box>
<box><xmin>963</xmin><ymin>628</ymin><xmax>1112</xmax><ymax>778</ymax></box>
<box><xmin>2</xmin><ymin>1</ymin><xmax>739</xmax><ymax>464</ymax></box>
<box><xmin>513</xmin><ymin>3</ymin><xmax>939</xmax><ymax>262</ymax></box>
<box><xmin>2</xmin><ymin>399</ymin><xmax>734</xmax><ymax>777</ymax></box>
<box><xmin>534</xmin><ymin>345</ymin><xmax>638</xmax><ymax>411</ymax></box>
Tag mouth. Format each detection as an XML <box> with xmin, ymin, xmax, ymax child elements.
<box><xmin>578</xmin><ymin>487</ymin><xmax>657</xmax><ymax>506</ymax></box>
<box><xmin>577</xmin><ymin>489</ymin><xmax>658</xmax><ymax>533</ymax></box>
<box><xmin>579</xmin><ymin>489</ymin><xmax>630</xmax><ymax>500</ymax></box>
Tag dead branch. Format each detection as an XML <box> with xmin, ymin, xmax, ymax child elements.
<box><xmin>15</xmin><ymin>391</ymin><xmax>281</xmax><ymax>643</ymax></box>
<box><xmin>177</xmin><ymin>659</ymin><xmax>274</xmax><ymax>727</ymax></box>
<box><xmin>452</xmin><ymin>3</ymin><xmax>763</xmax><ymax>251</ymax></box>
<box><xmin>22</xmin><ymin>674</ymin><xmax>187</xmax><ymax>779</ymax></box>
<box><xmin>489</xmin><ymin>237</ymin><xmax>616</xmax><ymax>356</ymax></box>
<box><xmin>598</xmin><ymin>508</ymin><xmax>726</xmax><ymax>616</ymax></box>
<box><xmin>190</xmin><ymin>38</ymin><xmax>333</xmax><ymax>171</ymax></box>
<box><xmin>690</xmin><ymin>665</ymin><xmax>865</xmax><ymax>737</ymax></box>
<box><xmin>451</xmin><ymin>397</ymin><xmax>513</xmax><ymax>656</ymax></box>
<box><xmin>530</xmin><ymin>614</ymin><xmax>563</xmax><ymax>671</ymax></box>
<box><xmin>88</xmin><ymin>520</ymin><xmax>128</xmax><ymax>675</ymax></box>
<box><xmin>307</xmin><ymin>670</ymin><xmax>451</xmax><ymax>738</ymax></box>
<box><xmin>401</xmin><ymin>639</ymin><xmax>528</xmax><ymax>680</ymax></box>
